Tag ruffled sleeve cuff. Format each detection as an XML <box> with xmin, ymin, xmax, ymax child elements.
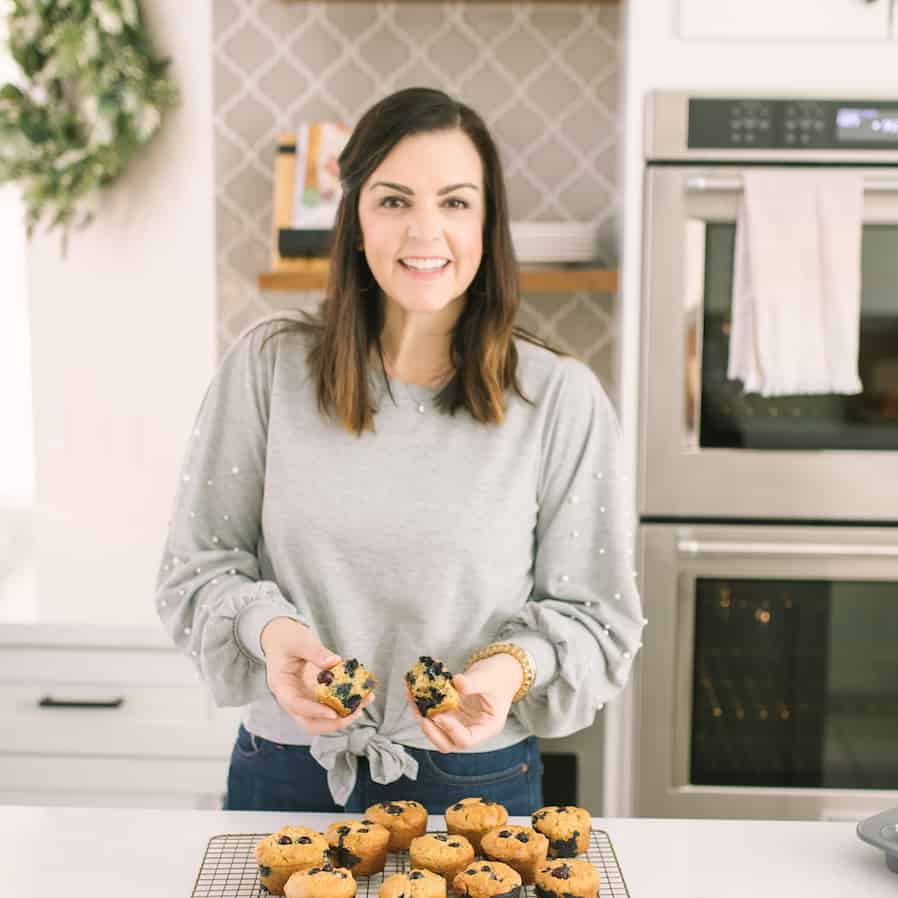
<box><xmin>499</xmin><ymin>630</ymin><xmax>559</xmax><ymax>692</ymax></box>
<box><xmin>236</xmin><ymin>596</ymin><xmax>306</xmax><ymax>663</ymax></box>
<box><xmin>201</xmin><ymin>581</ymin><xmax>305</xmax><ymax>707</ymax></box>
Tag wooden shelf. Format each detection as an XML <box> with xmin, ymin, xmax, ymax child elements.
<box><xmin>258</xmin><ymin>265</ymin><xmax>618</xmax><ymax>294</ymax></box>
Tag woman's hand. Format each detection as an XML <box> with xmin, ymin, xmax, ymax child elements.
<box><xmin>410</xmin><ymin>653</ymin><xmax>524</xmax><ymax>753</ymax></box>
<box><xmin>260</xmin><ymin>617</ymin><xmax>374</xmax><ymax>735</ymax></box>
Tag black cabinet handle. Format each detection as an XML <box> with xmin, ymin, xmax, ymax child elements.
<box><xmin>38</xmin><ymin>696</ymin><xmax>125</xmax><ymax>709</ymax></box>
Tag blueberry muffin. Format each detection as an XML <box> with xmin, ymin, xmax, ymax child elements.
<box><xmin>405</xmin><ymin>656</ymin><xmax>460</xmax><ymax>718</ymax></box>
<box><xmin>364</xmin><ymin>800</ymin><xmax>428</xmax><ymax>851</ymax></box>
<box><xmin>452</xmin><ymin>861</ymin><xmax>522</xmax><ymax>898</ymax></box>
<box><xmin>284</xmin><ymin>863</ymin><xmax>357</xmax><ymax>898</ymax></box>
<box><xmin>379</xmin><ymin>868</ymin><xmax>447</xmax><ymax>898</ymax></box>
<box><xmin>325</xmin><ymin>819</ymin><xmax>390</xmax><ymax>876</ymax></box>
<box><xmin>255</xmin><ymin>826</ymin><xmax>329</xmax><ymax>896</ymax></box>
<box><xmin>480</xmin><ymin>826</ymin><xmax>549</xmax><ymax>885</ymax></box>
<box><xmin>533</xmin><ymin>859</ymin><xmax>600</xmax><ymax>898</ymax></box>
<box><xmin>445</xmin><ymin>798</ymin><xmax>509</xmax><ymax>855</ymax></box>
<box><xmin>409</xmin><ymin>833</ymin><xmax>476</xmax><ymax>883</ymax></box>
<box><xmin>530</xmin><ymin>806</ymin><xmax>591</xmax><ymax>858</ymax></box>
<box><xmin>316</xmin><ymin>658</ymin><xmax>378</xmax><ymax>717</ymax></box>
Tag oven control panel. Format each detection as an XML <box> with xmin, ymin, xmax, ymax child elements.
<box><xmin>687</xmin><ymin>98</ymin><xmax>898</xmax><ymax>150</ymax></box>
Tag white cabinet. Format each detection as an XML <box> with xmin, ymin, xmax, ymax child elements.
<box><xmin>679</xmin><ymin>0</ymin><xmax>894</xmax><ymax>41</ymax></box>
<box><xmin>0</xmin><ymin>624</ymin><xmax>241</xmax><ymax>809</ymax></box>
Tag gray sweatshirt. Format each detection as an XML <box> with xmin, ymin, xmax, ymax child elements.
<box><xmin>154</xmin><ymin>312</ymin><xmax>644</xmax><ymax>805</ymax></box>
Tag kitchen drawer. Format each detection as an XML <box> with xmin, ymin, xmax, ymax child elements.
<box><xmin>0</xmin><ymin>625</ymin><xmax>241</xmax><ymax>808</ymax></box>
<box><xmin>0</xmin><ymin>644</ymin><xmax>202</xmax><ymax>687</ymax></box>
<box><xmin>0</xmin><ymin>683</ymin><xmax>241</xmax><ymax>757</ymax></box>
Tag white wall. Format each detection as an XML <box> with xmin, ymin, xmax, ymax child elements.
<box><xmin>0</xmin><ymin>20</ymin><xmax>35</xmax><ymax>620</ymax></box>
<box><xmin>0</xmin><ymin>189</ymin><xmax>30</xmax><ymax>506</ymax></box>
<box><xmin>25</xmin><ymin>0</ymin><xmax>217</xmax><ymax>625</ymax></box>
<box><xmin>610</xmin><ymin>0</ymin><xmax>898</xmax><ymax>817</ymax></box>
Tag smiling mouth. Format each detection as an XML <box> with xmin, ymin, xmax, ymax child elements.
<box><xmin>399</xmin><ymin>258</ymin><xmax>451</xmax><ymax>272</ymax></box>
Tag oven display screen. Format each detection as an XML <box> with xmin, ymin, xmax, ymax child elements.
<box><xmin>836</xmin><ymin>107</ymin><xmax>898</xmax><ymax>143</ymax></box>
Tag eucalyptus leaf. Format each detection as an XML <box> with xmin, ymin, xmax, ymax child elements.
<box><xmin>0</xmin><ymin>0</ymin><xmax>178</xmax><ymax>241</ymax></box>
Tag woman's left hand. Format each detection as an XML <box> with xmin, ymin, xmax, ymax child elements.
<box><xmin>410</xmin><ymin>653</ymin><xmax>524</xmax><ymax>753</ymax></box>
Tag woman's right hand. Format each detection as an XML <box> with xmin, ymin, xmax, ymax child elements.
<box><xmin>260</xmin><ymin>617</ymin><xmax>373</xmax><ymax>735</ymax></box>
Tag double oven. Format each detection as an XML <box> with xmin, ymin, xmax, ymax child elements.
<box><xmin>635</xmin><ymin>91</ymin><xmax>898</xmax><ymax>820</ymax></box>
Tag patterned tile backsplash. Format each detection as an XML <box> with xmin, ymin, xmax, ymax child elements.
<box><xmin>213</xmin><ymin>0</ymin><xmax>621</xmax><ymax>401</ymax></box>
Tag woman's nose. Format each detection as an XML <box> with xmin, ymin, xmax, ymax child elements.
<box><xmin>406</xmin><ymin>205</ymin><xmax>442</xmax><ymax>241</ymax></box>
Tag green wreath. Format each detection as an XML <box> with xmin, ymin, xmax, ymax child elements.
<box><xmin>0</xmin><ymin>0</ymin><xmax>178</xmax><ymax>238</ymax></box>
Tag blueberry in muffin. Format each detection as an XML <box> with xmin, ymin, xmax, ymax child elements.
<box><xmin>363</xmin><ymin>800</ymin><xmax>428</xmax><ymax>850</ymax></box>
<box><xmin>452</xmin><ymin>860</ymin><xmax>522</xmax><ymax>898</ymax></box>
<box><xmin>480</xmin><ymin>826</ymin><xmax>548</xmax><ymax>885</ymax></box>
<box><xmin>530</xmin><ymin>806</ymin><xmax>591</xmax><ymax>858</ymax></box>
<box><xmin>255</xmin><ymin>826</ymin><xmax>329</xmax><ymax>895</ymax></box>
<box><xmin>379</xmin><ymin>868</ymin><xmax>447</xmax><ymax>898</ymax></box>
<box><xmin>284</xmin><ymin>863</ymin><xmax>357</xmax><ymax>898</ymax></box>
<box><xmin>324</xmin><ymin>819</ymin><xmax>390</xmax><ymax>876</ymax></box>
<box><xmin>409</xmin><ymin>833</ymin><xmax>475</xmax><ymax>883</ymax></box>
<box><xmin>533</xmin><ymin>859</ymin><xmax>600</xmax><ymax>898</ymax></box>
<box><xmin>315</xmin><ymin>658</ymin><xmax>378</xmax><ymax>718</ymax></box>
<box><xmin>445</xmin><ymin>797</ymin><xmax>509</xmax><ymax>855</ymax></box>
<box><xmin>405</xmin><ymin>656</ymin><xmax>460</xmax><ymax>718</ymax></box>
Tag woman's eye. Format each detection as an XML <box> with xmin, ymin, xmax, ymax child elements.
<box><xmin>444</xmin><ymin>197</ymin><xmax>469</xmax><ymax>209</ymax></box>
<box><xmin>380</xmin><ymin>196</ymin><xmax>407</xmax><ymax>208</ymax></box>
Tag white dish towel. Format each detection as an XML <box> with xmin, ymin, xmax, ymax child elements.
<box><xmin>727</xmin><ymin>169</ymin><xmax>864</xmax><ymax>396</ymax></box>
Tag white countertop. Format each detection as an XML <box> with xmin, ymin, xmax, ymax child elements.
<box><xmin>0</xmin><ymin>806</ymin><xmax>894</xmax><ymax>896</ymax></box>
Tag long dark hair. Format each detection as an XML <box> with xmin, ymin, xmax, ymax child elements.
<box><xmin>269</xmin><ymin>86</ymin><xmax>563</xmax><ymax>435</ymax></box>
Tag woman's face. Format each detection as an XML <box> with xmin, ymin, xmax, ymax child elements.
<box><xmin>357</xmin><ymin>128</ymin><xmax>485</xmax><ymax>317</ymax></box>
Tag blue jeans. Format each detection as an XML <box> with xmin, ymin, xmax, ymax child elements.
<box><xmin>224</xmin><ymin>724</ymin><xmax>543</xmax><ymax>815</ymax></box>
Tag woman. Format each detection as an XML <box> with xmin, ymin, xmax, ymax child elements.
<box><xmin>155</xmin><ymin>87</ymin><xmax>644</xmax><ymax>814</ymax></box>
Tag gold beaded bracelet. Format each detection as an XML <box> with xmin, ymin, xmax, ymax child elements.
<box><xmin>464</xmin><ymin>641</ymin><xmax>536</xmax><ymax>704</ymax></box>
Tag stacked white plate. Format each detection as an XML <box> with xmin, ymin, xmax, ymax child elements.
<box><xmin>510</xmin><ymin>220</ymin><xmax>599</xmax><ymax>264</ymax></box>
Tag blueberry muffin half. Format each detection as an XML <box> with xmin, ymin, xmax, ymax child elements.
<box><xmin>316</xmin><ymin>658</ymin><xmax>378</xmax><ymax>717</ymax></box>
<box><xmin>480</xmin><ymin>826</ymin><xmax>549</xmax><ymax>885</ymax></box>
<box><xmin>405</xmin><ymin>656</ymin><xmax>460</xmax><ymax>718</ymax></box>
<box><xmin>255</xmin><ymin>826</ymin><xmax>329</xmax><ymax>896</ymax></box>
<box><xmin>325</xmin><ymin>819</ymin><xmax>390</xmax><ymax>876</ymax></box>
<box><xmin>363</xmin><ymin>800</ymin><xmax>428</xmax><ymax>850</ymax></box>
<box><xmin>530</xmin><ymin>806</ymin><xmax>591</xmax><ymax>858</ymax></box>
<box><xmin>533</xmin><ymin>859</ymin><xmax>600</xmax><ymax>898</ymax></box>
<box><xmin>409</xmin><ymin>833</ymin><xmax>476</xmax><ymax>883</ymax></box>
<box><xmin>452</xmin><ymin>861</ymin><xmax>522</xmax><ymax>898</ymax></box>
<box><xmin>445</xmin><ymin>798</ymin><xmax>509</xmax><ymax>855</ymax></box>
<box><xmin>378</xmin><ymin>868</ymin><xmax>447</xmax><ymax>898</ymax></box>
<box><xmin>284</xmin><ymin>863</ymin><xmax>357</xmax><ymax>898</ymax></box>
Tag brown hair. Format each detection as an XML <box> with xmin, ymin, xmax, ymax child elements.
<box><xmin>270</xmin><ymin>86</ymin><xmax>564</xmax><ymax>435</ymax></box>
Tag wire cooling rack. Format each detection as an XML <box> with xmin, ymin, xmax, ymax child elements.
<box><xmin>189</xmin><ymin>829</ymin><xmax>629</xmax><ymax>898</ymax></box>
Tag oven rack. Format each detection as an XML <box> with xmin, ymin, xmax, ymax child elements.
<box><xmin>190</xmin><ymin>829</ymin><xmax>629</xmax><ymax>898</ymax></box>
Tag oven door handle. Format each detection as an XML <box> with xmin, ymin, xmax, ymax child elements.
<box><xmin>677</xmin><ymin>539</ymin><xmax>898</xmax><ymax>558</ymax></box>
<box><xmin>685</xmin><ymin>175</ymin><xmax>898</xmax><ymax>194</ymax></box>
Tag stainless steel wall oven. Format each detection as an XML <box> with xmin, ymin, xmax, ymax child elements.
<box><xmin>636</xmin><ymin>92</ymin><xmax>898</xmax><ymax>820</ymax></box>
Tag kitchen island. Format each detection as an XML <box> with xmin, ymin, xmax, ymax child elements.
<box><xmin>0</xmin><ymin>805</ymin><xmax>893</xmax><ymax>896</ymax></box>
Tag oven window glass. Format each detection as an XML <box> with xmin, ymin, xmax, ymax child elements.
<box><xmin>690</xmin><ymin>577</ymin><xmax>898</xmax><ymax>789</ymax></box>
<box><xmin>699</xmin><ymin>223</ymin><xmax>898</xmax><ymax>449</ymax></box>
